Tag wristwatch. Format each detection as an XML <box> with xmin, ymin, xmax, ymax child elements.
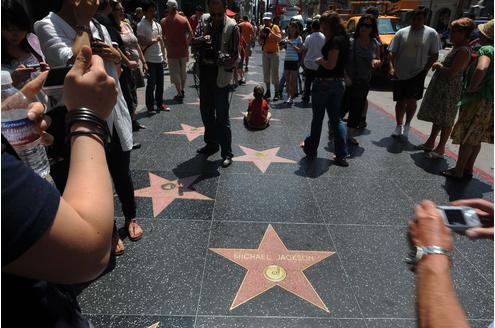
<box><xmin>415</xmin><ymin>245</ymin><xmax>450</xmax><ymax>262</ymax></box>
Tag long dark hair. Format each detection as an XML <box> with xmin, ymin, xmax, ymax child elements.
<box><xmin>319</xmin><ymin>11</ymin><xmax>346</xmax><ymax>36</ymax></box>
<box><xmin>1</xmin><ymin>0</ymin><xmax>37</xmax><ymax>64</ymax></box>
<box><xmin>354</xmin><ymin>14</ymin><xmax>378</xmax><ymax>39</ymax></box>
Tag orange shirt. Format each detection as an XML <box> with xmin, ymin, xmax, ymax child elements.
<box><xmin>262</xmin><ymin>24</ymin><xmax>281</xmax><ymax>53</ymax></box>
<box><xmin>239</xmin><ymin>21</ymin><xmax>254</xmax><ymax>43</ymax></box>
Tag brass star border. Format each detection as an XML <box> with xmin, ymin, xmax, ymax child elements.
<box><xmin>210</xmin><ymin>224</ymin><xmax>335</xmax><ymax>312</ymax></box>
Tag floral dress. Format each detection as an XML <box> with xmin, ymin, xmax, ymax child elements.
<box><xmin>451</xmin><ymin>45</ymin><xmax>494</xmax><ymax>145</ymax></box>
<box><xmin>417</xmin><ymin>46</ymin><xmax>470</xmax><ymax>127</ymax></box>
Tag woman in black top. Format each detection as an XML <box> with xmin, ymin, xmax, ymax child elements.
<box><xmin>301</xmin><ymin>11</ymin><xmax>350</xmax><ymax>166</ymax></box>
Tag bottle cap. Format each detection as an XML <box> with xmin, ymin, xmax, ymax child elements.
<box><xmin>1</xmin><ymin>71</ymin><xmax>13</xmax><ymax>85</ymax></box>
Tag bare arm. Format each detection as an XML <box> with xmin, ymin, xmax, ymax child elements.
<box><xmin>416</xmin><ymin>256</ymin><xmax>470</xmax><ymax>328</ymax></box>
<box><xmin>409</xmin><ymin>200</ymin><xmax>470</xmax><ymax>328</ymax></box>
<box><xmin>3</xmin><ymin>47</ymin><xmax>117</xmax><ymax>284</ymax></box>
<box><xmin>316</xmin><ymin>48</ymin><xmax>339</xmax><ymax>70</ymax></box>
<box><xmin>434</xmin><ymin>49</ymin><xmax>470</xmax><ymax>78</ymax></box>
<box><xmin>466</xmin><ymin>55</ymin><xmax>491</xmax><ymax>93</ymax></box>
<box><xmin>424</xmin><ymin>53</ymin><xmax>439</xmax><ymax>73</ymax></box>
<box><xmin>389</xmin><ymin>51</ymin><xmax>397</xmax><ymax>76</ymax></box>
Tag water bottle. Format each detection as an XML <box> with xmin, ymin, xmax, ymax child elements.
<box><xmin>1</xmin><ymin>70</ymin><xmax>50</xmax><ymax>178</ymax></box>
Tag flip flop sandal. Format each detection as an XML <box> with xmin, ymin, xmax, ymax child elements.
<box><xmin>112</xmin><ymin>232</ymin><xmax>125</xmax><ymax>256</ymax></box>
<box><xmin>126</xmin><ymin>219</ymin><xmax>143</xmax><ymax>242</ymax></box>
<box><xmin>440</xmin><ymin>168</ymin><xmax>463</xmax><ymax>180</ymax></box>
<box><xmin>416</xmin><ymin>144</ymin><xmax>434</xmax><ymax>152</ymax></box>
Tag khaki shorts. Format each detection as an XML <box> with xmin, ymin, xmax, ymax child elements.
<box><xmin>262</xmin><ymin>52</ymin><xmax>279</xmax><ymax>85</ymax></box>
<box><xmin>168</xmin><ymin>57</ymin><xmax>188</xmax><ymax>85</ymax></box>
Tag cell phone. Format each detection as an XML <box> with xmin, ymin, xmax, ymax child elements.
<box><xmin>26</xmin><ymin>64</ymin><xmax>41</xmax><ymax>69</ymax></box>
<box><xmin>437</xmin><ymin>206</ymin><xmax>481</xmax><ymax>233</ymax></box>
<box><xmin>43</xmin><ymin>65</ymin><xmax>72</xmax><ymax>88</ymax></box>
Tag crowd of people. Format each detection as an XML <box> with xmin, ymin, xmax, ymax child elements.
<box><xmin>1</xmin><ymin>0</ymin><xmax>494</xmax><ymax>326</ymax></box>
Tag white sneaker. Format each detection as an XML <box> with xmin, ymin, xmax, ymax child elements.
<box><xmin>403</xmin><ymin>125</ymin><xmax>410</xmax><ymax>139</ymax></box>
<box><xmin>391</xmin><ymin>125</ymin><xmax>403</xmax><ymax>138</ymax></box>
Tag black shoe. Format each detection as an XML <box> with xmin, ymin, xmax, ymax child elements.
<box><xmin>132</xmin><ymin>121</ymin><xmax>146</xmax><ymax>131</ymax></box>
<box><xmin>132</xmin><ymin>142</ymin><xmax>142</xmax><ymax>150</ymax></box>
<box><xmin>197</xmin><ymin>145</ymin><xmax>219</xmax><ymax>155</ymax></box>
<box><xmin>263</xmin><ymin>91</ymin><xmax>271</xmax><ymax>100</ymax></box>
<box><xmin>238</xmin><ymin>80</ymin><xmax>246</xmax><ymax>85</ymax></box>
<box><xmin>244</xmin><ymin>67</ymin><xmax>248</xmax><ymax>71</ymax></box>
<box><xmin>334</xmin><ymin>156</ymin><xmax>349</xmax><ymax>167</ymax></box>
<box><xmin>221</xmin><ymin>156</ymin><xmax>233</xmax><ymax>168</ymax></box>
<box><xmin>147</xmin><ymin>108</ymin><xmax>156</xmax><ymax>115</ymax></box>
<box><xmin>357</xmin><ymin>121</ymin><xmax>367</xmax><ymax>129</ymax></box>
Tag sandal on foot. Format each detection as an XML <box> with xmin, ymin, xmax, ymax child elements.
<box><xmin>112</xmin><ymin>232</ymin><xmax>125</xmax><ymax>256</ymax></box>
<box><xmin>425</xmin><ymin>151</ymin><xmax>444</xmax><ymax>159</ymax></box>
<box><xmin>440</xmin><ymin>168</ymin><xmax>463</xmax><ymax>180</ymax></box>
<box><xmin>416</xmin><ymin>144</ymin><xmax>434</xmax><ymax>152</ymax></box>
<box><xmin>125</xmin><ymin>219</ymin><xmax>144</xmax><ymax>242</ymax></box>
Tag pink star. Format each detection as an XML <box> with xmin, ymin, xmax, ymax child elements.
<box><xmin>164</xmin><ymin>124</ymin><xmax>205</xmax><ymax>141</ymax></box>
<box><xmin>134</xmin><ymin>173</ymin><xmax>212</xmax><ymax>217</ymax></box>
<box><xmin>210</xmin><ymin>224</ymin><xmax>335</xmax><ymax>312</ymax></box>
<box><xmin>234</xmin><ymin>146</ymin><xmax>296</xmax><ymax>173</ymax></box>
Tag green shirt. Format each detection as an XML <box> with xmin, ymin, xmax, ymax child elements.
<box><xmin>460</xmin><ymin>45</ymin><xmax>494</xmax><ymax>106</ymax></box>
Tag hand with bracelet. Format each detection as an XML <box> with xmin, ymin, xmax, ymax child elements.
<box><xmin>408</xmin><ymin>200</ymin><xmax>470</xmax><ymax>328</ymax></box>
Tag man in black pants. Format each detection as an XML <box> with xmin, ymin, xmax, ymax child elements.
<box><xmin>193</xmin><ymin>0</ymin><xmax>239</xmax><ymax>167</ymax></box>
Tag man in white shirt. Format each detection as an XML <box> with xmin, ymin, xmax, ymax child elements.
<box><xmin>388</xmin><ymin>6</ymin><xmax>440</xmax><ymax>139</ymax></box>
<box><xmin>137</xmin><ymin>1</ymin><xmax>167</xmax><ymax>113</ymax></box>
<box><xmin>301</xmin><ymin>20</ymin><xmax>325</xmax><ymax>104</ymax></box>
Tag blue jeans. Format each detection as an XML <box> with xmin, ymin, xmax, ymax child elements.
<box><xmin>145</xmin><ymin>62</ymin><xmax>164</xmax><ymax>110</ymax></box>
<box><xmin>199</xmin><ymin>66</ymin><xmax>233</xmax><ymax>158</ymax></box>
<box><xmin>304</xmin><ymin>79</ymin><xmax>347</xmax><ymax>158</ymax></box>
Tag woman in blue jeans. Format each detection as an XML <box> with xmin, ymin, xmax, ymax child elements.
<box><xmin>301</xmin><ymin>11</ymin><xmax>350</xmax><ymax>166</ymax></box>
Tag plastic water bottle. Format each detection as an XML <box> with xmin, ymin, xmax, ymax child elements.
<box><xmin>1</xmin><ymin>70</ymin><xmax>50</xmax><ymax>178</ymax></box>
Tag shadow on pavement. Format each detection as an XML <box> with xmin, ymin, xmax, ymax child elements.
<box><xmin>372</xmin><ymin>136</ymin><xmax>417</xmax><ymax>154</ymax></box>
<box><xmin>295</xmin><ymin>157</ymin><xmax>332</xmax><ymax>179</ymax></box>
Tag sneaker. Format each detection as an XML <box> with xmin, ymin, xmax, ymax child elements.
<box><xmin>159</xmin><ymin>104</ymin><xmax>171</xmax><ymax>112</ymax></box>
<box><xmin>284</xmin><ymin>97</ymin><xmax>293</xmax><ymax>104</ymax></box>
<box><xmin>221</xmin><ymin>156</ymin><xmax>233</xmax><ymax>168</ymax></box>
<box><xmin>391</xmin><ymin>125</ymin><xmax>403</xmax><ymax>138</ymax></box>
<box><xmin>403</xmin><ymin>125</ymin><xmax>410</xmax><ymax>139</ymax></box>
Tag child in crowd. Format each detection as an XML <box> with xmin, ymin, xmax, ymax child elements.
<box><xmin>244</xmin><ymin>85</ymin><xmax>271</xmax><ymax>129</ymax></box>
<box><xmin>237</xmin><ymin>26</ymin><xmax>247</xmax><ymax>85</ymax></box>
<box><xmin>283</xmin><ymin>22</ymin><xmax>303</xmax><ymax>104</ymax></box>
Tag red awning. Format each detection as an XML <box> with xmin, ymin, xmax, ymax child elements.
<box><xmin>225</xmin><ymin>9</ymin><xmax>236</xmax><ymax>17</ymax></box>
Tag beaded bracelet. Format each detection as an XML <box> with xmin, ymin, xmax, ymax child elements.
<box><xmin>66</xmin><ymin>108</ymin><xmax>110</xmax><ymax>145</ymax></box>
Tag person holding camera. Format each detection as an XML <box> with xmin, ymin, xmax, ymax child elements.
<box><xmin>260</xmin><ymin>15</ymin><xmax>282</xmax><ymax>101</ymax></box>
<box><xmin>408</xmin><ymin>199</ymin><xmax>493</xmax><ymax>328</ymax></box>
<box><xmin>192</xmin><ymin>0</ymin><xmax>239</xmax><ymax>168</ymax></box>
<box><xmin>35</xmin><ymin>0</ymin><xmax>143</xmax><ymax>255</ymax></box>
<box><xmin>2</xmin><ymin>46</ymin><xmax>117</xmax><ymax>327</ymax></box>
